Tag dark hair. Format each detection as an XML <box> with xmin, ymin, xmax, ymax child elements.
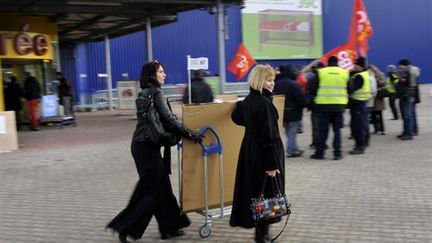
<box><xmin>398</xmin><ymin>59</ymin><xmax>411</xmax><ymax>66</ymax></box>
<box><xmin>139</xmin><ymin>60</ymin><xmax>164</xmax><ymax>88</ymax></box>
<box><xmin>328</xmin><ymin>56</ymin><xmax>338</xmax><ymax>65</ymax></box>
<box><xmin>10</xmin><ymin>76</ymin><xmax>17</xmax><ymax>82</ymax></box>
<box><xmin>314</xmin><ymin>62</ymin><xmax>325</xmax><ymax>69</ymax></box>
<box><xmin>192</xmin><ymin>69</ymin><xmax>206</xmax><ymax>79</ymax></box>
<box><xmin>355</xmin><ymin>56</ymin><xmax>366</xmax><ymax>68</ymax></box>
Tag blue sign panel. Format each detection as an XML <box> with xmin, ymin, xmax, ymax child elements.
<box><xmin>42</xmin><ymin>95</ymin><xmax>59</xmax><ymax>118</ymax></box>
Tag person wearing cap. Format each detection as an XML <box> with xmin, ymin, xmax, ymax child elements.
<box><xmin>396</xmin><ymin>59</ymin><xmax>421</xmax><ymax>140</ymax></box>
<box><xmin>348</xmin><ymin>56</ymin><xmax>371</xmax><ymax>155</ymax></box>
<box><xmin>308</xmin><ymin>56</ymin><xmax>349</xmax><ymax>160</ymax></box>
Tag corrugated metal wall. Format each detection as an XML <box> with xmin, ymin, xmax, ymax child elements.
<box><xmin>59</xmin><ymin>43</ymin><xmax>77</xmax><ymax>101</ymax></box>
<box><xmin>322</xmin><ymin>0</ymin><xmax>432</xmax><ymax>84</ymax></box>
<box><xmin>62</xmin><ymin>0</ymin><xmax>432</xmax><ymax>103</ymax></box>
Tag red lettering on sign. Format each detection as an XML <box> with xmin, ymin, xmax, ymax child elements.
<box><xmin>14</xmin><ymin>32</ymin><xmax>34</xmax><ymax>55</ymax></box>
<box><xmin>34</xmin><ymin>35</ymin><xmax>48</xmax><ymax>56</ymax></box>
<box><xmin>0</xmin><ymin>23</ymin><xmax>50</xmax><ymax>57</ymax></box>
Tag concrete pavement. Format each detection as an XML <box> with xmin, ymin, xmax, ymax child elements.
<box><xmin>1</xmin><ymin>84</ymin><xmax>432</xmax><ymax>243</ymax></box>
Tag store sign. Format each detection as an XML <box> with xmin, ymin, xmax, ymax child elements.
<box><xmin>117</xmin><ymin>80</ymin><xmax>139</xmax><ymax>110</ymax></box>
<box><xmin>0</xmin><ymin>24</ymin><xmax>52</xmax><ymax>59</ymax></box>
<box><xmin>187</xmin><ymin>57</ymin><xmax>209</xmax><ymax>70</ymax></box>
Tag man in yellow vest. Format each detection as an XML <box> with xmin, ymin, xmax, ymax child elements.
<box><xmin>309</xmin><ymin>56</ymin><xmax>349</xmax><ymax>160</ymax></box>
<box><xmin>385</xmin><ymin>65</ymin><xmax>399</xmax><ymax>120</ymax></box>
<box><xmin>348</xmin><ymin>57</ymin><xmax>371</xmax><ymax>154</ymax></box>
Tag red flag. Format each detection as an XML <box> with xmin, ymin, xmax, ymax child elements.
<box><xmin>228</xmin><ymin>43</ymin><xmax>256</xmax><ymax>81</ymax></box>
<box><xmin>319</xmin><ymin>41</ymin><xmax>358</xmax><ymax>71</ymax></box>
<box><xmin>348</xmin><ymin>0</ymin><xmax>374</xmax><ymax>57</ymax></box>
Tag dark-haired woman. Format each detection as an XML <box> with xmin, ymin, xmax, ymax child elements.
<box><xmin>106</xmin><ymin>60</ymin><xmax>202</xmax><ymax>243</ymax></box>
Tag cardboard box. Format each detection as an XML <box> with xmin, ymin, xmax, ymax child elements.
<box><xmin>0</xmin><ymin>111</ymin><xmax>19</xmax><ymax>152</ymax></box>
<box><xmin>180</xmin><ymin>95</ymin><xmax>285</xmax><ymax>213</ymax></box>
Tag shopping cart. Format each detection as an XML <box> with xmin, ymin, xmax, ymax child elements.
<box><xmin>177</xmin><ymin>125</ymin><xmax>230</xmax><ymax>238</ymax></box>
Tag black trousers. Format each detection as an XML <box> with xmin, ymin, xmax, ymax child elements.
<box><xmin>371</xmin><ymin>110</ymin><xmax>385</xmax><ymax>133</ymax></box>
<box><xmin>107</xmin><ymin>141</ymin><xmax>189</xmax><ymax>239</ymax></box>
<box><xmin>310</xmin><ymin>111</ymin><xmax>319</xmax><ymax>146</ymax></box>
<box><xmin>255</xmin><ymin>221</ymin><xmax>270</xmax><ymax>242</ymax></box>
<box><xmin>388</xmin><ymin>94</ymin><xmax>399</xmax><ymax>119</ymax></box>
<box><xmin>315</xmin><ymin>111</ymin><xmax>344</xmax><ymax>157</ymax></box>
<box><xmin>350</xmin><ymin>102</ymin><xmax>369</xmax><ymax>151</ymax></box>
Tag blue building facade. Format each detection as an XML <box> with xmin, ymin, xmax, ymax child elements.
<box><xmin>61</xmin><ymin>0</ymin><xmax>432</xmax><ymax>103</ymax></box>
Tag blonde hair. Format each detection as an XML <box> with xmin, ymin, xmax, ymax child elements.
<box><xmin>247</xmin><ymin>64</ymin><xmax>276</xmax><ymax>93</ymax></box>
<box><xmin>369</xmin><ymin>64</ymin><xmax>385</xmax><ymax>82</ymax></box>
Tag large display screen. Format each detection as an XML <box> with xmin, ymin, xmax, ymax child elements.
<box><xmin>242</xmin><ymin>0</ymin><xmax>323</xmax><ymax>59</ymax></box>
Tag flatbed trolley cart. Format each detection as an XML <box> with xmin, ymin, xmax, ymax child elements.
<box><xmin>59</xmin><ymin>96</ymin><xmax>77</xmax><ymax>128</ymax></box>
<box><xmin>177</xmin><ymin>125</ymin><xmax>230</xmax><ymax>238</ymax></box>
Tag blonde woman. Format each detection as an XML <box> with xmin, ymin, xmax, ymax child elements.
<box><xmin>230</xmin><ymin>65</ymin><xmax>285</xmax><ymax>243</ymax></box>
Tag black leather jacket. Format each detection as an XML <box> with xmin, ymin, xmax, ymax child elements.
<box><xmin>132</xmin><ymin>84</ymin><xmax>192</xmax><ymax>143</ymax></box>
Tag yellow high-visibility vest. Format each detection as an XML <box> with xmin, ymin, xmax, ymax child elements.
<box><xmin>350</xmin><ymin>71</ymin><xmax>371</xmax><ymax>101</ymax></box>
<box><xmin>385</xmin><ymin>73</ymin><xmax>399</xmax><ymax>93</ymax></box>
<box><xmin>315</xmin><ymin>66</ymin><xmax>349</xmax><ymax>105</ymax></box>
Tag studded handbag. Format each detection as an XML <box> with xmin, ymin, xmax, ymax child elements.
<box><xmin>250</xmin><ymin>174</ymin><xmax>291</xmax><ymax>242</ymax></box>
<box><xmin>250</xmin><ymin>175</ymin><xmax>291</xmax><ymax>222</ymax></box>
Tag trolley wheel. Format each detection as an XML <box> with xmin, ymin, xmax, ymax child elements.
<box><xmin>199</xmin><ymin>224</ymin><xmax>211</xmax><ymax>238</ymax></box>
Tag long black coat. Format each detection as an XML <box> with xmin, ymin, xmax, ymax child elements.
<box><xmin>24</xmin><ymin>76</ymin><xmax>41</xmax><ymax>100</ymax></box>
<box><xmin>229</xmin><ymin>88</ymin><xmax>285</xmax><ymax>229</ymax></box>
<box><xmin>107</xmin><ymin>82</ymin><xmax>193</xmax><ymax>239</ymax></box>
<box><xmin>5</xmin><ymin>82</ymin><xmax>23</xmax><ymax>111</ymax></box>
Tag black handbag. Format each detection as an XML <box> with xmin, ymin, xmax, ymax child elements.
<box><xmin>142</xmin><ymin>94</ymin><xmax>180</xmax><ymax>146</ymax></box>
<box><xmin>376</xmin><ymin>88</ymin><xmax>390</xmax><ymax>99</ymax></box>
<box><xmin>250</xmin><ymin>174</ymin><xmax>291</xmax><ymax>242</ymax></box>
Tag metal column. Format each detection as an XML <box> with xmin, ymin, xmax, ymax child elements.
<box><xmin>54</xmin><ymin>43</ymin><xmax>61</xmax><ymax>72</ymax></box>
<box><xmin>104</xmin><ymin>34</ymin><xmax>114</xmax><ymax>111</ymax></box>
<box><xmin>146</xmin><ymin>17</ymin><xmax>153</xmax><ymax>61</ymax></box>
<box><xmin>217</xmin><ymin>0</ymin><xmax>226</xmax><ymax>94</ymax></box>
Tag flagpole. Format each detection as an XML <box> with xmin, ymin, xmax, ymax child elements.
<box><xmin>187</xmin><ymin>55</ymin><xmax>192</xmax><ymax>104</ymax></box>
<box><xmin>301</xmin><ymin>58</ymin><xmax>321</xmax><ymax>73</ymax></box>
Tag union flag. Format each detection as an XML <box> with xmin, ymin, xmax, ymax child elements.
<box><xmin>319</xmin><ymin>41</ymin><xmax>358</xmax><ymax>71</ymax></box>
<box><xmin>348</xmin><ymin>0</ymin><xmax>374</xmax><ymax>57</ymax></box>
<box><xmin>228</xmin><ymin>43</ymin><xmax>256</xmax><ymax>81</ymax></box>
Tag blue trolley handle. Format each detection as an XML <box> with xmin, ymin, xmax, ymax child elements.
<box><xmin>198</xmin><ymin>125</ymin><xmax>225</xmax><ymax>225</ymax></box>
<box><xmin>198</xmin><ymin>125</ymin><xmax>223</xmax><ymax>156</ymax></box>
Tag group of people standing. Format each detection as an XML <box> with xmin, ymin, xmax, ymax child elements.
<box><xmin>4</xmin><ymin>72</ymin><xmax>73</xmax><ymax>131</ymax></box>
<box><xmin>273</xmin><ymin>56</ymin><xmax>421</xmax><ymax>161</ymax></box>
<box><xmin>4</xmin><ymin>73</ymin><xmax>41</xmax><ymax>131</ymax></box>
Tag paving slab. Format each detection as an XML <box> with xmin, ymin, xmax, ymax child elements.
<box><xmin>1</xmin><ymin>84</ymin><xmax>432</xmax><ymax>242</ymax></box>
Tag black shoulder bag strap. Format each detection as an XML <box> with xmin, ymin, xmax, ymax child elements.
<box><xmin>256</xmin><ymin>175</ymin><xmax>291</xmax><ymax>242</ymax></box>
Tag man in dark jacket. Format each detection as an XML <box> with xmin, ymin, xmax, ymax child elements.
<box><xmin>348</xmin><ymin>57</ymin><xmax>371</xmax><ymax>154</ymax></box>
<box><xmin>57</xmin><ymin>72</ymin><xmax>73</xmax><ymax>105</ymax></box>
<box><xmin>24</xmin><ymin>73</ymin><xmax>41</xmax><ymax>131</ymax></box>
<box><xmin>305</xmin><ymin>62</ymin><xmax>325</xmax><ymax>149</ymax></box>
<box><xmin>309</xmin><ymin>56</ymin><xmax>349</xmax><ymax>160</ymax></box>
<box><xmin>5</xmin><ymin>76</ymin><xmax>23</xmax><ymax>130</ymax></box>
<box><xmin>274</xmin><ymin>64</ymin><xmax>306</xmax><ymax>157</ymax></box>
<box><xmin>182</xmin><ymin>70</ymin><xmax>213</xmax><ymax>104</ymax></box>
<box><xmin>396</xmin><ymin>59</ymin><xmax>420</xmax><ymax>140</ymax></box>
